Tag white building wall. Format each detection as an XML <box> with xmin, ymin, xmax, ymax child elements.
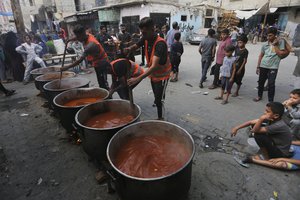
<box><xmin>221</xmin><ymin>0</ymin><xmax>300</xmax><ymax>10</ymax></box>
<box><xmin>120</xmin><ymin>4</ymin><xmax>150</xmax><ymax>23</ymax></box>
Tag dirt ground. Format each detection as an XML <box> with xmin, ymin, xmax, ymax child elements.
<box><xmin>1</xmin><ymin>44</ymin><xmax>300</xmax><ymax>200</ymax></box>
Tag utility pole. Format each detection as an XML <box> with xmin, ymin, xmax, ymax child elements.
<box><xmin>10</xmin><ymin>0</ymin><xmax>26</xmax><ymax>34</ymax></box>
<box><xmin>261</xmin><ymin>0</ymin><xmax>271</xmax><ymax>41</ymax></box>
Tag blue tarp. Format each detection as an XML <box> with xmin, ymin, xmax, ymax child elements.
<box><xmin>0</xmin><ymin>11</ymin><xmax>13</xmax><ymax>16</ymax></box>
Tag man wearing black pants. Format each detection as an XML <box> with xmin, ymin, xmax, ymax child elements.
<box><xmin>126</xmin><ymin>17</ymin><xmax>171</xmax><ymax>120</ymax></box>
<box><xmin>253</xmin><ymin>27</ymin><xmax>289</xmax><ymax>102</ymax></box>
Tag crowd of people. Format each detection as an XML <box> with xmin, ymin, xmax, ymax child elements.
<box><xmin>1</xmin><ymin>17</ymin><xmax>300</xmax><ymax>171</ymax></box>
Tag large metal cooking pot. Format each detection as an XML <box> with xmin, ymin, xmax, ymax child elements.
<box><xmin>75</xmin><ymin>100</ymin><xmax>141</xmax><ymax>161</ymax></box>
<box><xmin>43</xmin><ymin>77</ymin><xmax>90</xmax><ymax>109</ymax></box>
<box><xmin>30</xmin><ymin>66</ymin><xmax>61</xmax><ymax>79</ymax></box>
<box><xmin>53</xmin><ymin>87</ymin><xmax>109</xmax><ymax>132</ymax></box>
<box><xmin>107</xmin><ymin>120</ymin><xmax>195</xmax><ymax>200</ymax></box>
<box><xmin>34</xmin><ymin>71</ymin><xmax>76</xmax><ymax>95</ymax></box>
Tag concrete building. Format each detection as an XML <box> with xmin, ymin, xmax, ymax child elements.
<box><xmin>0</xmin><ymin>0</ymin><xmax>15</xmax><ymax>33</ymax></box>
<box><xmin>64</xmin><ymin>0</ymin><xmax>221</xmax><ymax>42</ymax></box>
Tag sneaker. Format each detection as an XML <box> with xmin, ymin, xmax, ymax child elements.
<box><xmin>139</xmin><ymin>63</ymin><xmax>145</xmax><ymax>66</ymax></box>
<box><xmin>199</xmin><ymin>83</ymin><xmax>203</xmax><ymax>88</ymax></box>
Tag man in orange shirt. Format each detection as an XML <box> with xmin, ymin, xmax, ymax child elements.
<box><xmin>125</xmin><ymin>17</ymin><xmax>171</xmax><ymax>120</ymax></box>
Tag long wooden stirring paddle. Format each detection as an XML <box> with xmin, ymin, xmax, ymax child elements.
<box><xmin>58</xmin><ymin>41</ymin><xmax>69</xmax><ymax>88</ymax></box>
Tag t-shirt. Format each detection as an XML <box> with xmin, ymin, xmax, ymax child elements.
<box><xmin>46</xmin><ymin>40</ymin><xmax>57</xmax><ymax>55</ymax></box>
<box><xmin>112</xmin><ymin>59</ymin><xmax>130</xmax><ymax>78</ymax></box>
<box><xmin>82</xmin><ymin>42</ymin><xmax>100</xmax><ymax>58</ymax></box>
<box><xmin>96</xmin><ymin>33</ymin><xmax>112</xmax><ymax>51</ymax></box>
<box><xmin>170</xmin><ymin>41</ymin><xmax>184</xmax><ymax>59</ymax></box>
<box><xmin>235</xmin><ymin>47</ymin><xmax>248</xmax><ymax>70</ymax></box>
<box><xmin>137</xmin><ymin>36</ymin><xmax>167</xmax><ymax>65</ymax></box>
<box><xmin>231</xmin><ymin>31</ymin><xmax>239</xmax><ymax>40</ymax></box>
<box><xmin>166</xmin><ymin>29</ymin><xmax>180</xmax><ymax>50</ymax></box>
<box><xmin>199</xmin><ymin>37</ymin><xmax>217</xmax><ymax>59</ymax></box>
<box><xmin>260</xmin><ymin>40</ymin><xmax>285</xmax><ymax>69</ymax></box>
<box><xmin>216</xmin><ymin>37</ymin><xmax>232</xmax><ymax>64</ymax></box>
<box><xmin>220</xmin><ymin>56</ymin><xmax>236</xmax><ymax>77</ymax></box>
<box><xmin>266</xmin><ymin>119</ymin><xmax>292</xmax><ymax>156</ymax></box>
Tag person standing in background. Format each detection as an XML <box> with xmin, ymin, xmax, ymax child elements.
<box><xmin>198</xmin><ymin>29</ymin><xmax>217</xmax><ymax>88</ymax></box>
<box><xmin>117</xmin><ymin>24</ymin><xmax>135</xmax><ymax>62</ymax></box>
<box><xmin>16</xmin><ymin>34</ymin><xmax>47</xmax><ymax>85</ymax></box>
<box><xmin>166</xmin><ymin>22</ymin><xmax>179</xmax><ymax>52</ymax></box>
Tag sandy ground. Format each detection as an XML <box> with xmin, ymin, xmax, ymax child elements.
<box><xmin>1</xmin><ymin>43</ymin><xmax>300</xmax><ymax>200</ymax></box>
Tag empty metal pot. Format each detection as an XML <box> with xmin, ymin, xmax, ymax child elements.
<box><xmin>30</xmin><ymin>66</ymin><xmax>61</xmax><ymax>79</ymax></box>
<box><xmin>43</xmin><ymin>77</ymin><xmax>90</xmax><ymax>109</ymax></box>
<box><xmin>53</xmin><ymin>87</ymin><xmax>109</xmax><ymax>132</ymax></box>
<box><xmin>75</xmin><ymin>100</ymin><xmax>141</xmax><ymax>161</ymax></box>
<box><xmin>107</xmin><ymin>120</ymin><xmax>195</xmax><ymax>200</ymax></box>
<box><xmin>34</xmin><ymin>71</ymin><xmax>76</xmax><ymax>95</ymax></box>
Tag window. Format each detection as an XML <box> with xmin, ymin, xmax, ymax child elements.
<box><xmin>181</xmin><ymin>15</ymin><xmax>187</xmax><ymax>22</ymax></box>
<box><xmin>206</xmin><ymin>9</ymin><xmax>213</xmax><ymax>17</ymax></box>
<box><xmin>204</xmin><ymin>18</ymin><xmax>213</xmax><ymax>28</ymax></box>
<box><xmin>29</xmin><ymin>0</ymin><xmax>35</xmax><ymax>6</ymax></box>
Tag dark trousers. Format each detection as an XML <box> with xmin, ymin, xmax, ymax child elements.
<box><xmin>212</xmin><ymin>63</ymin><xmax>222</xmax><ymax>86</ymax></box>
<box><xmin>258</xmin><ymin>67</ymin><xmax>278</xmax><ymax>102</ymax></box>
<box><xmin>200</xmin><ymin>57</ymin><xmax>212</xmax><ymax>83</ymax></box>
<box><xmin>141</xmin><ymin>45</ymin><xmax>145</xmax><ymax>64</ymax></box>
<box><xmin>94</xmin><ymin>60</ymin><xmax>110</xmax><ymax>90</ymax></box>
<box><xmin>254</xmin><ymin>134</ymin><xmax>286</xmax><ymax>159</ymax></box>
<box><xmin>0</xmin><ymin>82</ymin><xmax>8</xmax><ymax>94</ymax></box>
<box><xmin>117</xmin><ymin>86</ymin><xmax>129</xmax><ymax>100</ymax></box>
<box><xmin>151</xmin><ymin>80</ymin><xmax>168</xmax><ymax>118</ymax></box>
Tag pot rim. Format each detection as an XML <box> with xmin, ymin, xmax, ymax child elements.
<box><xmin>35</xmin><ymin>71</ymin><xmax>76</xmax><ymax>82</ymax></box>
<box><xmin>106</xmin><ymin>120</ymin><xmax>195</xmax><ymax>181</ymax></box>
<box><xmin>43</xmin><ymin>77</ymin><xmax>90</xmax><ymax>92</ymax></box>
<box><xmin>75</xmin><ymin>99</ymin><xmax>141</xmax><ymax>131</ymax></box>
<box><xmin>53</xmin><ymin>87</ymin><xmax>109</xmax><ymax>109</ymax></box>
<box><xmin>30</xmin><ymin>66</ymin><xmax>61</xmax><ymax>75</ymax></box>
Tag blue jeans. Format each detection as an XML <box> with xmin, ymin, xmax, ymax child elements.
<box><xmin>200</xmin><ymin>57</ymin><xmax>212</xmax><ymax>83</ymax></box>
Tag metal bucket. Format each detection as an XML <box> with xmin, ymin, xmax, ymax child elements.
<box><xmin>43</xmin><ymin>77</ymin><xmax>90</xmax><ymax>109</ymax></box>
<box><xmin>75</xmin><ymin>100</ymin><xmax>141</xmax><ymax>161</ymax></box>
<box><xmin>107</xmin><ymin>120</ymin><xmax>195</xmax><ymax>200</ymax></box>
<box><xmin>30</xmin><ymin>66</ymin><xmax>61</xmax><ymax>80</ymax></box>
<box><xmin>53</xmin><ymin>88</ymin><xmax>109</xmax><ymax>132</ymax></box>
<box><xmin>34</xmin><ymin>71</ymin><xmax>76</xmax><ymax>95</ymax></box>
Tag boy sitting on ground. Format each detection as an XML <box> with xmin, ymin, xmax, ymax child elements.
<box><xmin>283</xmin><ymin>89</ymin><xmax>300</xmax><ymax>139</ymax></box>
<box><xmin>231</xmin><ymin>102</ymin><xmax>292</xmax><ymax>161</ymax></box>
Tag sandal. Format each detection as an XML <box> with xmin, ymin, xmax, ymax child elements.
<box><xmin>221</xmin><ymin>100</ymin><xmax>228</xmax><ymax>105</ymax></box>
<box><xmin>232</xmin><ymin>93</ymin><xmax>239</xmax><ymax>97</ymax></box>
<box><xmin>253</xmin><ymin>97</ymin><xmax>262</xmax><ymax>102</ymax></box>
<box><xmin>214</xmin><ymin>96</ymin><xmax>223</xmax><ymax>100</ymax></box>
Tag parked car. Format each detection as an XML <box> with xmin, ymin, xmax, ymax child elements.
<box><xmin>188</xmin><ymin>28</ymin><xmax>209</xmax><ymax>45</ymax></box>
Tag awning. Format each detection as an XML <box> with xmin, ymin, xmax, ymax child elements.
<box><xmin>235</xmin><ymin>2</ymin><xmax>278</xmax><ymax>20</ymax></box>
<box><xmin>0</xmin><ymin>11</ymin><xmax>13</xmax><ymax>16</ymax></box>
<box><xmin>235</xmin><ymin>10</ymin><xmax>257</xmax><ymax>20</ymax></box>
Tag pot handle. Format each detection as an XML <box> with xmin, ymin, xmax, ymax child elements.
<box><xmin>72</xmin><ymin>123</ymin><xmax>85</xmax><ymax>140</ymax></box>
<box><xmin>106</xmin><ymin>170</ymin><xmax>117</xmax><ymax>181</ymax></box>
